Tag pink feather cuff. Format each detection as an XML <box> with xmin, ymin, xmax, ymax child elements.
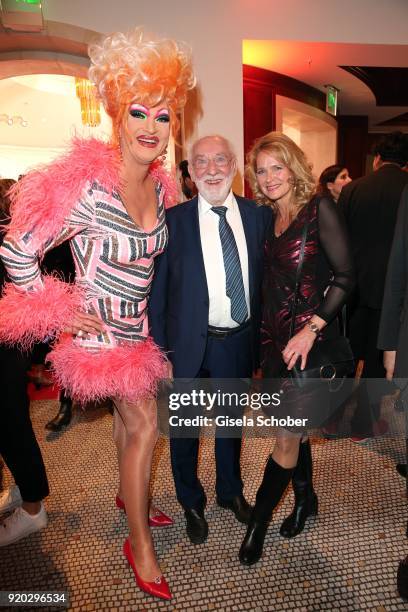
<box><xmin>0</xmin><ymin>276</ymin><xmax>82</xmax><ymax>351</ymax></box>
<box><xmin>48</xmin><ymin>335</ymin><xmax>168</xmax><ymax>404</ymax></box>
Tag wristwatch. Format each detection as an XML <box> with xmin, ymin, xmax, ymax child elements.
<box><xmin>306</xmin><ymin>320</ymin><xmax>320</xmax><ymax>335</ymax></box>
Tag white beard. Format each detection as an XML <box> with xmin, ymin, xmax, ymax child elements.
<box><xmin>194</xmin><ymin>170</ymin><xmax>234</xmax><ymax>205</ymax></box>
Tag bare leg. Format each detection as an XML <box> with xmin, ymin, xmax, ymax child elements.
<box><xmin>113</xmin><ymin>397</ymin><xmax>161</xmax><ymax>581</ymax></box>
<box><xmin>113</xmin><ymin>408</ymin><xmax>162</xmax><ymax>520</ymax></box>
<box><xmin>113</xmin><ymin>407</ymin><xmax>126</xmax><ymax>498</ymax></box>
<box><xmin>272</xmin><ymin>432</ymin><xmax>302</xmax><ymax>468</ymax></box>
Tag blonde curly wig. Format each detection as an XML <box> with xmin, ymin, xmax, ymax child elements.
<box><xmin>88</xmin><ymin>27</ymin><xmax>196</xmax><ymax>144</ymax></box>
<box><xmin>246</xmin><ymin>132</ymin><xmax>316</xmax><ymax>212</ymax></box>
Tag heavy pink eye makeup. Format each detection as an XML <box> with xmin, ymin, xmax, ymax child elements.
<box><xmin>129</xmin><ymin>103</ymin><xmax>150</xmax><ymax>119</ymax></box>
<box><xmin>155</xmin><ymin>109</ymin><xmax>170</xmax><ymax>123</ymax></box>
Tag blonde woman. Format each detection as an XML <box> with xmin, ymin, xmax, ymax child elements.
<box><xmin>239</xmin><ymin>132</ymin><xmax>355</xmax><ymax>565</ymax></box>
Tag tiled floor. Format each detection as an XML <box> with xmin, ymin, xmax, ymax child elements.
<box><xmin>0</xmin><ymin>399</ymin><xmax>406</xmax><ymax>611</ymax></box>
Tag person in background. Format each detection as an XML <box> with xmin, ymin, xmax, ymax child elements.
<box><xmin>0</xmin><ymin>178</ymin><xmax>49</xmax><ymax>546</ymax></box>
<box><xmin>317</xmin><ymin>164</ymin><xmax>351</xmax><ymax>203</ymax></box>
<box><xmin>0</xmin><ymin>179</ymin><xmax>15</xmax><ymax>221</ymax></box>
<box><xmin>40</xmin><ymin>241</ymin><xmax>76</xmax><ymax>432</ymax></box>
<box><xmin>178</xmin><ymin>159</ymin><xmax>197</xmax><ymax>199</ymax></box>
<box><xmin>377</xmin><ymin>183</ymin><xmax>408</xmax><ymax>601</ymax></box>
<box><xmin>339</xmin><ymin>131</ymin><xmax>408</xmax><ymax>441</ymax></box>
<box><xmin>3</xmin><ymin>177</ymin><xmax>76</xmax><ymax>432</ymax></box>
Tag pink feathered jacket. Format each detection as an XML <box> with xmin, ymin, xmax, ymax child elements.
<box><xmin>0</xmin><ymin>138</ymin><xmax>178</xmax><ymax>403</ymax></box>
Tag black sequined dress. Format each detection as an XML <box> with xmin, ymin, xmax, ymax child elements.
<box><xmin>261</xmin><ymin>195</ymin><xmax>355</xmax><ymax>424</ymax></box>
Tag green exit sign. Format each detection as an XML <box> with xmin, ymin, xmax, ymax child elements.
<box><xmin>325</xmin><ymin>85</ymin><xmax>338</xmax><ymax>116</ymax></box>
<box><xmin>1</xmin><ymin>0</ymin><xmax>43</xmax><ymax>30</ymax></box>
<box><xmin>1</xmin><ymin>0</ymin><xmax>42</xmax><ymax>10</ymax></box>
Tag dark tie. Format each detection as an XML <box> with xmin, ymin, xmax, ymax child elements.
<box><xmin>211</xmin><ymin>206</ymin><xmax>248</xmax><ymax>324</ymax></box>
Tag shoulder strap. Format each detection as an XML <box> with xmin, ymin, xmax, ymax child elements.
<box><xmin>289</xmin><ymin>213</ymin><xmax>310</xmax><ymax>339</ymax></box>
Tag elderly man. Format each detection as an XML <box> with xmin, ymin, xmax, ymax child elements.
<box><xmin>149</xmin><ymin>135</ymin><xmax>271</xmax><ymax>543</ymax></box>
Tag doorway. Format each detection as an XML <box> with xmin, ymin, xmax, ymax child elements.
<box><xmin>276</xmin><ymin>96</ymin><xmax>337</xmax><ymax>180</ymax></box>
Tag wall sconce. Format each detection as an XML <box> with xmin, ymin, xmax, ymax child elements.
<box><xmin>75</xmin><ymin>78</ymin><xmax>101</xmax><ymax>127</ymax></box>
<box><xmin>0</xmin><ymin>113</ymin><xmax>28</xmax><ymax>127</ymax></box>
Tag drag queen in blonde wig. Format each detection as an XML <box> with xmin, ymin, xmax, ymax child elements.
<box><xmin>0</xmin><ymin>27</ymin><xmax>195</xmax><ymax>600</ymax></box>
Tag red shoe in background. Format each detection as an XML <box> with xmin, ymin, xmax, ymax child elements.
<box><xmin>28</xmin><ymin>364</ymin><xmax>54</xmax><ymax>388</ymax></box>
<box><xmin>123</xmin><ymin>537</ymin><xmax>172</xmax><ymax>601</ymax></box>
<box><xmin>115</xmin><ymin>495</ymin><xmax>126</xmax><ymax>511</ymax></box>
<box><xmin>350</xmin><ymin>436</ymin><xmax>370</xmax><ymax>444</ymax></box>
<box><xmin>115</xmin><ymin>495</ymin><xmax>174</xmax><ymax>527</ymax></box>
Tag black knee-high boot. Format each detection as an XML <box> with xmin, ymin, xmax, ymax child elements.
<box><xmin>45</xmin><ymin>390</ymin><xmax>73</xmax><ymax>432</ymax></box>
<box><xmin>279</xmin><ymin>439</ymin><xmax>318</xmax><ymax>538</ymax></box>
<box><xmin>239</xmin><ymin>456</ymin><xmax>294</xmax><ymax>565</ymax></box>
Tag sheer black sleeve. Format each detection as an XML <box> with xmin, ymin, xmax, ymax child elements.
<box><xmin>315</xmin><ymin>196</ymin><xmax>356</xmax><ymax>322</ymax></box>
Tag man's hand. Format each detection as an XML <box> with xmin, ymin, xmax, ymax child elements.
<box><xmin>383</xmin><ymin>350</ymin><xmax>396</xmax><ymax>381</ymax></box>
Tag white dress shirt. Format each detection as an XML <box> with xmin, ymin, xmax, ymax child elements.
<box><xmin>198</xmin><ymin>190</ymin><xmax>250</xmax><ymax>328</ymax></box>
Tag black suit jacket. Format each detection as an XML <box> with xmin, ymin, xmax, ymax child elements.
<box><xmin>378</xmin><ymin>185</ymin><xmax>408</xmax><ymax>380</ymax></box>
<box><xmin>339</xmin><ymin>164</ymin><xmax>408</xmax><ymax>309</ymax></box>
<box><xmin>149</xmin><ymin>195</ymin><xmax>272</xmax><ymax>378</ymax></box>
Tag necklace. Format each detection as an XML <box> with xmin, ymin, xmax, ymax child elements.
<box><xmin>275</xmin><ymin>210</ymin><xmax>291</xmax><ymax>236</ymax></box>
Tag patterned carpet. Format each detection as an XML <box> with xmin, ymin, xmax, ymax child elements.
<box><xmin>0</xmin><ymin>398</ymin><xmax>406</xmax><ymax>611</ymax></box>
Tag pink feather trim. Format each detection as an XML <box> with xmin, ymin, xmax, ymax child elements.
<box><xmin>149</xmin><ymin>161</ymin><xmax>179</xmax><ymax>208</ymax></box>
<box><xmin>7</xmin><ymin>138</ymin><xmax>179</xmax><ymax>248</ymax></box>
<box><xmin>8</xmin><ymin>138</ymin><xmax>121</xmax><ymax>250</ymax></box>
<box><xmin>48</xmin><ymin>335</ymin><xmax>168</xmax><ymax>404</ymax></box>
<box><xmin>0</xmin><ymin>275</ymin><xmax>83</xmax><ymax>351</ymax></box>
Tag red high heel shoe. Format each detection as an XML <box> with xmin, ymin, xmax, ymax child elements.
<box><xmin>115</xmin><ymin>495</ymin><xmax>126</xmax><ymax>511</ymax></box>
<box><xmin>123</xmin><ymin>537</ymin><xmax>172</xmax><ymax>601</ymax></box>
<box><xmin>115</xmin><ymin>496</ymin><xmax>173</xmax><ymax>527</ymax></box>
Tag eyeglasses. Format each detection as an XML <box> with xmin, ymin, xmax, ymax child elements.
<box><xmin>192</xmin><ymin>154</ymin><xmax>232</xmax><ymax>170</ymax></box>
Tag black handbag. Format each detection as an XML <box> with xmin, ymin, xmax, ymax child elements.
<box><xmin>288</xmin><ymin>213</ymin><xmax>355</xmax><ymax>388</ymax></box>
